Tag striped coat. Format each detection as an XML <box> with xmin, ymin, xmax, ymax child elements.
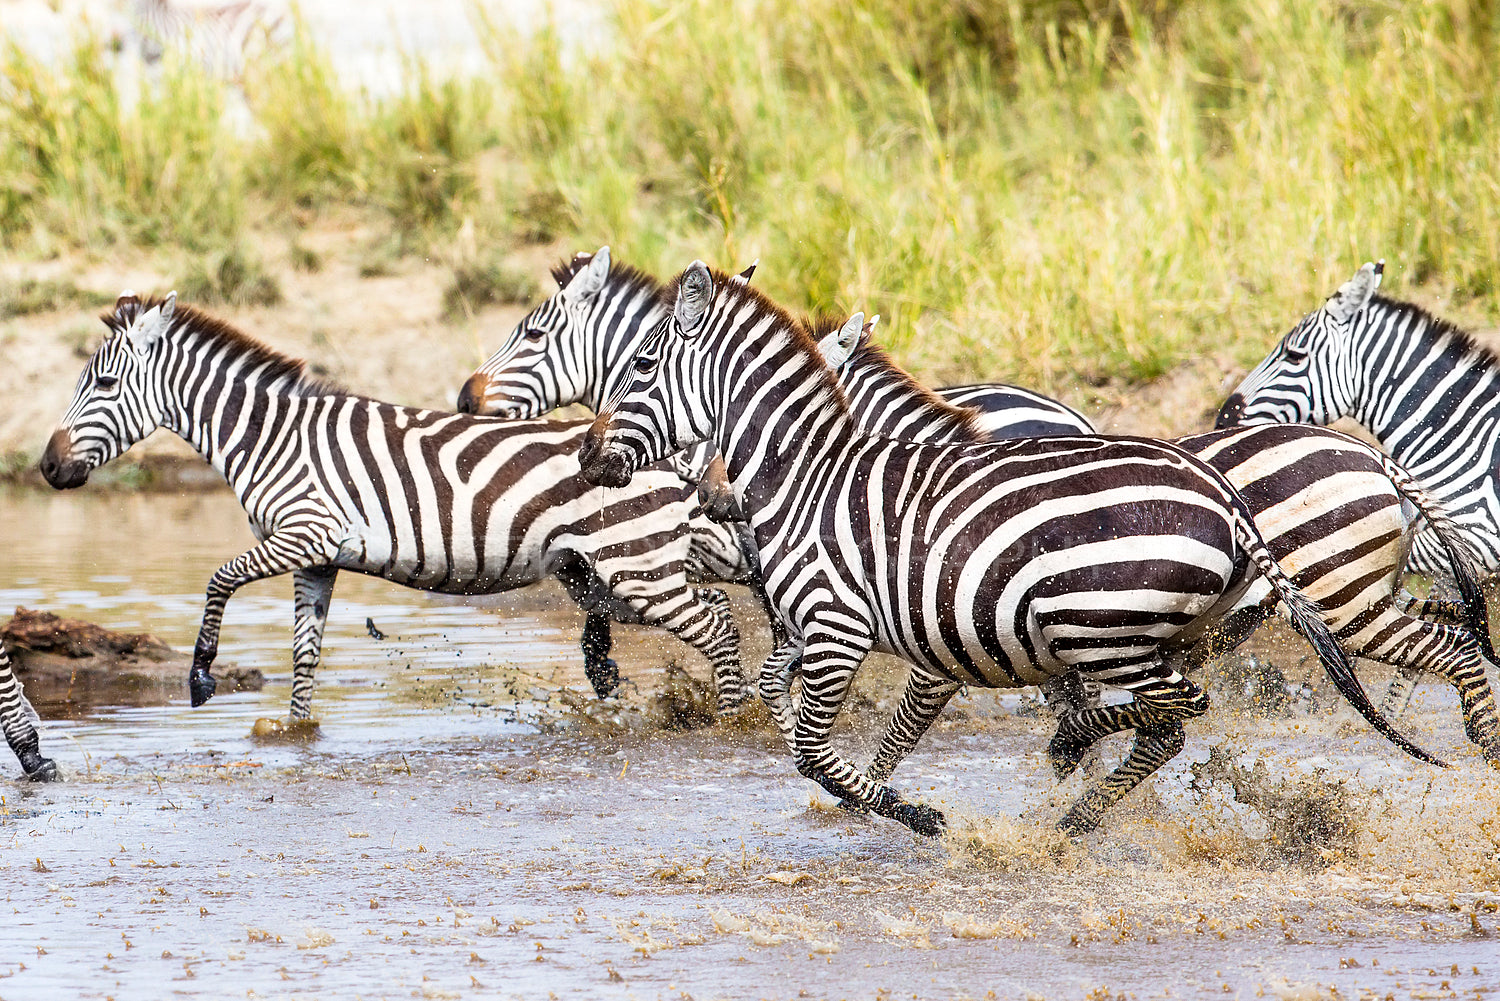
<box><xmin>579</xmin><ymin>263</ymin><xmax>1438</xmax><ymax>836</ymax></box>
<box><xmin>0</xmin><ymin>639</ymin><xmax>55</xmax><ymax>780</ymax></box>
<box><xmin>40</xmin><ymin>294</ymin><xmax>754</xmax><ymax>719</ymax></box>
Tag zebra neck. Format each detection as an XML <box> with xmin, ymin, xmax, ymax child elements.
<box><xmin>716</xmin><ymin>363</ymin><xmax>858</xmax><ymax>523</ymax></box>
<box><xmin>160</xmin><ymin>353</ymin><xmax>318</xmax><ymax>490</ymax></box>
<box><xmin>1347</xmin><ymin>308</ymin><xmax>1487</xmax><ymax>463</ymax></box>
<box><xmin>839</xmin><ymin>360</ymin><xmax>972</xmax><ymax>443</ymax></box>
<box><xmin>586</xmin><ymin>289</ymin><xmax>669</xmax><ymax>414</ymax></box>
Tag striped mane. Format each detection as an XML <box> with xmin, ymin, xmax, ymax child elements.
<box><xmin>104</xmin><ymin>295</ymin><xmax>343</xmax><ymax>398</ymax></box>
<box><xmin>551</xmin><ymin>253</ymin><xmax>661</xmax><ymax>301</ymax></box>
<box><xmin>1368</xmin><ymin>293</ymin><xmax>1495</xmax><ymax>371</ymax></box>
<box><xmin>815</xmin><ymin>318</ymin><xmax>987</xmax><ymax>444</ymax></box>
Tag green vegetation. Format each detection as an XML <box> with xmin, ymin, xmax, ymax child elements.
<box><xmin>442</xmin><ymin>253</ymin><xmax>540</xmax><ymax>321</ymax></box>
<box><xmin>176</xmin><ymin>245</ymin><xmax>283</xmax><ymax>307</ymax></box>
<box><xmin>4</xmin><ymin>1</ymin><xmax>1500</xmax><ymax>392</ymax></box>
<box><xmin>0</xmin><ymin>276</ymin><xmax>110</xmax><ymax>319</ymax></box>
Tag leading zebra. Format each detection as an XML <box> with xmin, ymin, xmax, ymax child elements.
<box><xmin>579</xmin><ymin>261</ymin><xmax>1441</xmax><ymax>836</ymax></box>
<box><xmin>1220</xmin><ymin>261</ymin><xmax>1500</xmax><ymax>581</ymax></box>
<box><xmin>40</xmin><ymin>293</ymin><xmax>756</xmax><ymax>719</ymax></box>
<box><xmin>0</xmin><ymin>639</ymin><xmax>56</xmax><ymax>781</ymax></box>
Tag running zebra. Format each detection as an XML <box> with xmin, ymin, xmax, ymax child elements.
<box><xmin>456</xmin><ymin>246</ymin><xmax>1095</xmax><ymax>439</ymax></box>
<box><xmin>0</xmin><ymin>639</ymin><xmax>56</xmax><ymax>781</ymax></box>
<box><xmin>40</xmin><ymin>293</ymin><xmax>755</xmax><ymax>718</ymax></box>
<box><xmin>579</xmin><ymin>262</ymin><xmax>1441</xmax><ymax>836</ymax></box>
<box><xmin>807</xmin><ymin>319</ymin><xmax>1500</xmax><ymax>765</ymax></box>
<box><xmin>1220</xmin><ymin>261</ymin><xmax>1500</xmax><ymax>580</ymax></box>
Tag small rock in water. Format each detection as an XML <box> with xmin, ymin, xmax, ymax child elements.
<box><xmin>250</xmin><ymin>717</ymin><xmax>321</xmax><ymax>742</ymax></box>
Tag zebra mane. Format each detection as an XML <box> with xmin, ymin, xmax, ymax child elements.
<box><xmin>1366</xmin><ymin>292</ymin><xmax>1494</xmax><ymax>370</ymax></box>
<box><xmin>550</xmin><ymin>252</ymin><xmax>659</xmax><ymax>298</ymax></box>
<box><xmin>821</xmin><ymin>319</ymin><xmax>987</xmax><ymax>444</ymax></box>
<box><xmin>665</xmin><ymin>267</ymin><xmax>852</xmax><ymax>419</ymax></box>
<box><xmin>103</xmin><ymin>295</ymin><xmax>344</xmax><ymax>397</ymax></box>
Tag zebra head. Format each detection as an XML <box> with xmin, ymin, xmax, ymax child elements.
<box><xmin>456</xmin><ymin>246</ymin><xmax>614</xmax><ymax>417</ymax></box>
<box><xmin>40</xmin><ymin>292</ymin><xmax>177</xmax><ymax>489</ymax></box>
<box><xmin>1217</xmin><ymin>261</ymin><xmax>1383</xmax><ymax>427</ymax></box>
<box><xmin>579</xmin><ymin>261</ymin><xmax>720</xmax><ymax>488</ymax></box>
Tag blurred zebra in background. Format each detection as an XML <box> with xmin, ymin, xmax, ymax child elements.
<box><xmin>127</xmin><ymin>0</ymin><xmax>289</xmax><ymax>82</ymax></box>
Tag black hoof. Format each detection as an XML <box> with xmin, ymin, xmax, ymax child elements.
<box><xmin>893</xmin><ymin>802</ymin><xmax>946</xmax><ymax>837</ymax></box>
<box><xmin>837</xmin><ymin>798</ymin><xmax>870</xmax><ymax>816</ymax></box>
<box><xmin>584</xmin><ymin>657</ymin><xmax>621</xmax><ymax>699</ymax></box>
<box><xmin>1048</xmin><ymin>730</ymin><xmax>1092</xmax><ymax>780</ymax></box>
<box><xmin>21</xmin><ymin>755</ymin><xmax>58</xmax><ymax>782</ymax></box>
<box><xmin>189</xmin><ymin>669</ymin><xmax>217</xmax><ymax>707</ymax></box>
<box><xmin>1056</xmin><ymin>810</ymin><xmax>1099</xmax><ymax>837</ymax></box>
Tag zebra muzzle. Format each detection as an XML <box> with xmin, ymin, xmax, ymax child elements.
<box><xmin>578</xmin><ymin>420</ymin><xmax>636</xmax><ymax>487</ymax></box>
<box><xmin>39</xmin><ymin>429</ymin><xmax>90</xmax><ymax>490</ymax></box>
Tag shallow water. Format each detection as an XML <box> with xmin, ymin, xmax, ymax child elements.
<box><xmin>2</xmin><ymin>486</ymin><xmax>1499</xmax><ymax>1000</ymax></box>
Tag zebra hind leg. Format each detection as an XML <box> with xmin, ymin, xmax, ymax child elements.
<box><xmin>580</xmin><ymin>613</ymin><xmax>620</xmax><ymax>698</ymax></box>
<box><xmin>288</xmin><ymin>567</ymin><xmax>338</xmax><ymax>720</ymax></box>
<box><xmin>1052</xmin><ymin>670</ymin><xmax>1210</xmax><ymax>835</ymax></box>
<box><xmin>838</xmin><ymin>668</ymin><xmax>961</xmax><ymax>815</ymax></box>
<box><xmin>0</xmin><ymin>643</ymin><xmax>57</xmax><ymax>780</ymax></box>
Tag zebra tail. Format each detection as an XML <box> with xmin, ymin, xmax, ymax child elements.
<box><xmin>1379</xmin><ymin>453</ymin><xmax>1497</xmax><ymax>665</ymax></box>
<box><xmin>1230</xmin><ymin>510</ymin><xmax>1449</xmax><ymax>768</ymax></box>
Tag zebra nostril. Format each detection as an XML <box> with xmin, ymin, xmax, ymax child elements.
<box><xmin>456</xmin><ymin>374</ymin><xmax>488</xmax><ymax>415</ymax></box>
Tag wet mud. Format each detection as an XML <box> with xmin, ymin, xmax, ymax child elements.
<box><xmin>2</xmin><ymin>487</ymin><xmax>1499</xmax><ymax>1000</ymax></box>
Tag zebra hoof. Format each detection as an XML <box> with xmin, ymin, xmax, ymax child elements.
<box><xmin>1047</xmin><ymin>728</ymin><xmax>1092</xmax><ymax>781</ymax></box>
<box><xmin>1056</xmin><ymin>808</ymin><xmax>1100</xmax><ymax>837</ymax></box>
<box><xmin>892</xmin><ymin>801</ymin><xmax>946</xmax><ymax>837</ymax></box>
<box><xmin>837</xmin><ymin>798</ymin><xmax>870</xmax><ymax>816</ymax></box>
<box><xmin>22</xmin><ymin>755</ymin><xmax>59</xmax><ymax>782</ymax></box>
<box><xmin>583</xmin><ymin>657</ymin><xmax>621</xmax><ymax>700</ymax></box>
<box><xmin>189</xmin><ymin>668</ymin><xmax>217</xmax><ymax>707</ymax></box>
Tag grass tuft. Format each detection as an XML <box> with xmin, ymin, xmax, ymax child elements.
<box><xmin>177</xmin><ymin>246</ymin><xmax>283</xmax><ymax>308</ymax></box>
<box><xmin>441</xmin><ymin>253</ymin><xmax>539</xmax><ymax>321</ymax></box>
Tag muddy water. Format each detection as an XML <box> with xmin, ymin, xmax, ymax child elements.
<box><xmin>2</xmin><ymin>487</ymin><xmax>1499</xmax><ymax>1000</ymax></box>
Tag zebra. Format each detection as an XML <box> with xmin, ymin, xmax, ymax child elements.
<box><xmin>456</xmin><ymin>246</ymin><xmax>1095</xmax><ymax>439</ymax></box>
<box><xmin>578</xmin><ymin>261</ymin><xmax>1442</xmax><ymax>836</ymax></box>
<box><xmin>806</xmin><ymin>318</ymin><xmax>1500</xmax><ymax>765</ymax></box>
<box><xmin>0</xmin><ymin>639</ymin><xmax>57</xmax><ymax>781</ymax></box>
<box><xmin>1220</xmin><ymin>261</ymin><xmax>1500</xmax><ymax>582</ymax></box>
<box><xmin>39</xmin><ymin>292</ymin><xmax>757</xmax><ymax>719</ymax></box>
<box><xmin>459</xmin><ymin>251</ymin><xmax>1497</xmax><ymax>750</ymax></box>
<box><xmin>128</xmin><ymin>0</ymin><xmax>289</xmax><ymax>83</ymax></box>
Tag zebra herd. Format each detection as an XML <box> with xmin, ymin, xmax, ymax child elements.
<box><xmin>9</xmin><ymin>252</ymin><xmax>1500</xmax><ymax>838</ymax></box>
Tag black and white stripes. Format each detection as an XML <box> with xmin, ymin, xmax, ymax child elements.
<box><xmin>580</xmin><ymin>261</ymin><xmax>1439</xmax><ymax>836</ymax></box>
<box><xmin>1220</xmin><ymin>261</ymin><xmax>1500</xmax><ymax>578</ymax></box>
<box><xmin>41</xmin><ymin>292</ymin><xmax>755</xmax><ymax>719</ymax></box>
<box><xmin>0</xmin><ymin>638</ymin><xmax>56</xmax><ymax>781</ymax></box>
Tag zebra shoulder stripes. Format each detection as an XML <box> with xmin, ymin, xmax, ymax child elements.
<box><xmin>1219</xmin><ymin>261</ymin><xmax>1500</xmax><ymax>579</ymax></box>
<box><xmin>810</xmin><ymin>319</ymin><xmax>1500</xmax><ymax>764</ymax></box>
<box><xmin>40</xmin><ymin>292</ymin><xmax>754</xmax><ymax>719</ymax></box>
<box><xmin>0</xmin><ymin>639</ymin><xmax>56</xmax><ymax>781</ymax></box>
<box><xmin>580</xmin><ymin>261</ymin><xmax>1440</xmax><ymax>836</ymax></box>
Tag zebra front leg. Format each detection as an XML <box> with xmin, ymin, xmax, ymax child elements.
<box><xmin>190</xmin><ymin>532</ymin><xmax>331</xmax><ymax>707</ymax></box>
<box><xmin>0</xmin><ymin>642</ymin><xmax>56</xmax><ymax>781</ymax></box>
<box><xmin>757</xmin><ymin>638</ymin><xmax>805</xmax><ymax>753</ymax></box>
<box><xmin>580</xmin><ymin>613</ymin><xmax>620</xmax><ymax>698</ymax></box>
<box><xmin>1052</xmin><ymin>666</ymin><xmax>1210</xmax><ymax>835</ymax></box>
<box><xmin>791</xmin><ymin>635</ymin><xmax>946</xmax><ymax>837</ymax></box>
<box><xmin>289</xmin><ymin>567</ymin><xmax>338</xmax><ymax>720</ymax></box>
<box><xmin>1361</xmin><ymin>613</ymin><xmax>1500</xmax><ymax>762</ymax></box>
<box><xmin>835</xmin><ymin>667</ymin><xmax>960</xmax><ymax>815</ymax></box>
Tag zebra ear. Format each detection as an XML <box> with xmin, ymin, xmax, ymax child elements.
<box><xmin>124</xmin><ymin>291</ymin><xmax>175</xmax><ymax>354</ymax></box>
<box><xmin>730</xmin><ymin>259</ymin><xmax>759</xmax><ymax>286</ymax></box>
<box><xmin>564</xmin><ymin>246</ymin><xmax>610</xmax><ymax>300</ymax></box>
<box><xmin>674</xmin><ymin>261</ymin><xmax>713</xmax><ymax>337</ymax></box>
<box><xmin>1326</xmin><ymin>261</ymin><xmax>1382</xmax><ymax>325</ymax></box>
<box><xmin>816</xmin><ymin>312</ymin><xmax>864</xmax><ymax>369</ymax></box>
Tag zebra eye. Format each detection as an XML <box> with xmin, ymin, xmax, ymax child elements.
<box><xmin>1283</xmin><ymin>345</ymin><xmax>1308</xmax><ymax>362</ymax></box>
<box><xmin>524</xmin><ymin>326</ymin><xmax>546</xmax><ymax>342</ymax></box>
<box><xmin>95</xmin><ymin>374</ymin><xmax>120</xmax><ymax>392</ymax></box>
<box><xmin>633</xmin><ymin>354</ymin><xmax>657</xmax><ymax>374</ymax></box>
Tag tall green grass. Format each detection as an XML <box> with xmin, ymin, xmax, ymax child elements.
<box><xmin>4</xmin><ymin>1</ymin><xmax>1500</xmax><ymax>394</ymax></box>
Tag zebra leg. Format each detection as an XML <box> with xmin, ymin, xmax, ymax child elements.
<box><xmin>836</xmin><ymin>667</ymin><xmax>960</xmax><ymax>813</ymax></box>
<box><xmin>579</xmin><ymin>613</ymin><xmax>620</xmax><ymax>698</ymax></box>
<box><xmin>288</xmin><ymin>567</ymin><xmax>337</xmax><ymax>720</ymax></box>
<box><xmin>757</xmin><ymin>638</ymin><xmax>807</xmax><ymax>753</ymax></box>
<box><xmin>0</xmin><ymin>642</ymin><xmax>56</xmax><ymax>781</ymax></box>
<box><xmin>190</xmin><ymin>532</ymin><xmax>331</xmax><ymax>707</ymax></box>
<box><xmin>1349</xmin><ymin>607</ymin><xmax>1500</xmax><ymax>761</ymax></box>
<box><xmin>1052</xmin><ymin>662</ymin><xmax>1210</xmax><ymax>834</ymax></box>
<box><xmin>731</xmin><ymin>519</ymin><xmax>790</xmax><ymax>652</ymax></box>
<box><xmin>790</xmin><ymin>634</ymin><xmax>946</xmax><ymax>837</ymax></box>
